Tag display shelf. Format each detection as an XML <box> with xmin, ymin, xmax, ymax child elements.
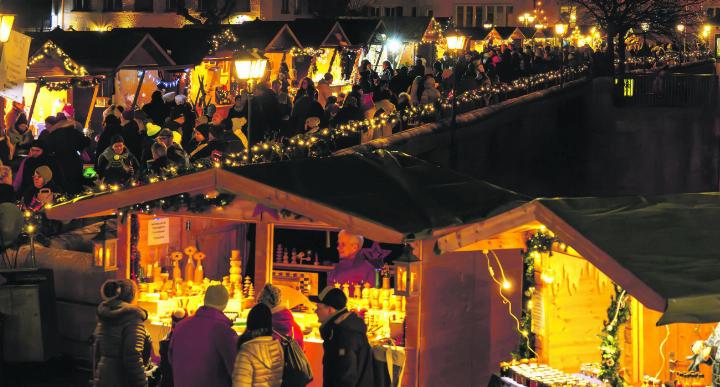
<box><xmin>273</xmin><ymin>262</ymin><xmax>335</xmax><ymax>272</ymax></box>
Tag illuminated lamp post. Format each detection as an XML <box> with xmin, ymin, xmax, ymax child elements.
<box><xmin>676</xmin><ymin>24</ymin><xmax>686</xmax><ymax>58</ymax></box>
<box><xmin>234</xmin><ymin>49</ymin><xmax>268</xmax><ymax>149</ymax></box>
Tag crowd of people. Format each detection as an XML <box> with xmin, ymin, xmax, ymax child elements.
<box><xmin>93</xmin><ymin>280</ymin><xmax>375</xmax><ymax>387</ymax></box>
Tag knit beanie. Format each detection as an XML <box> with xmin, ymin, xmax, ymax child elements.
<box><xmin>100</xmin><ymin>279</ymin><xmax>136</xmax><ymax>303</ymax></box>
<box><xmin>257</xmin><ymin>283</ymin><xmax>281</xmax><ymax>308</ymax></box>
<box><xmin>35</xmin><ymin>165</ymin><xmax>53</xmax><ymax>183</ymax></box>
<box><xmin>111</xmin><ymin>134</ymin><xmax>125</xmax><ymax>144</ymax></box>
<box><xmin>312</xmin><ymin>286</ymin><xmax>347</xmax><ymax>310</ymax></box>
<box><xmin>146</xmin><ymin>123</ymin><xmax>162</xmax><ymax>137</ymax></box>
<box><xmin>15</xmin><ymin>113</ymin><xmax>27</xmax><ymax>128</ymax></box>
<box><xmin>175</xmin><ymin>94</ymin><xmax>187</xmax><ymax>105</ymax></box>
<box><xmin>246</xmin><ymin>303</ymin><xmax>273</xmax><ymax>332</ymax></box>
<box><xmin>204</xmin><ymin>285</ymin><xmax>229</xmax><ymax>310</ymax></box>
<box><xmin>194</xmin><ymin>124</ymin><xmax>210</xmax><ymax>139</ymax></box>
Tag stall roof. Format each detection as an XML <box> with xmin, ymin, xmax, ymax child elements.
<box><xmin>115</xmin><ymin>27</ymin><xmax>214</xmax><ymax>67</ymax></box>
<box><xmin>287</xmin><ymin>19</ymin><xmax>339</xmax><ymax>47</ymax></box>
<box><xmin>227</xmin><ymin>21</ymin><xmax>302</xmax><ymax>52</ymax></box>
<box><xmin>436</xmin><ymin>193</ymin><xmax>720</xmax><ymax>325</ymax></box>
<box><xmin>493</xmin><ymin>26</ymin><xmax>516</xmax><ymax>40</ymax></box>
<box><xmin>517</xmin><ymin>27</ymin><xmax>538</xmax><ymax>40</ymax></box>
<box><xmin>382</xmin><ymin>17</ymin><xmax>433</xmax><ymax>42</ymax></box>
<box><xmin>458</xmin><ymin>27</ymin><xmax>491</xmax><ymax>41</ymax></box>
<box><xmin>27</xmin><ymin>29</ymin><xmax>175</xmax><ymax>74</ymax></box>
<box><xmin>337</xmin><ymin>18</ymin><xmax>385</xmax><ymax>46</ymax></box>
<box><xmin>46</xmin><ymin>151</ymin><xmax>526</xmax><ymax>243</ymax></box>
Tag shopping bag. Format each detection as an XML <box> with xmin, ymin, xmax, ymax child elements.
<box><xmin>274</xmin><ymin>330</ymin><xmax>313</xmax><ymax>387</ymax></box>
<box><xmin>372</xmin><ymin>344</ymin><xmax>406</xmax><ymax>387</ymax></box>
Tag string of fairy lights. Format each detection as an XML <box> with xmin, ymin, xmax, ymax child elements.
<box><xmin>28</xmin><ymin>41</ymin><xmax>88</xmax><ymax>77</ymax></box>
<box><xmin>36</xmin><ymin>64</ymin><xmax>588</xmax><ymax>212</ymax></box>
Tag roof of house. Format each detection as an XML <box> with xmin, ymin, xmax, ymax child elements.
<box><xmin>381</xmin><ymin>17</ymin><xmax>433</xmax><ymax>42</ymax></box>
<box><xmin>287</xmin><ymin>19</ymin><xmax>339</xmax><ymax>47</ymax></box>
<box><xmin>337</xmin><ymin>18</ymin><xmax>385</xmax><ymax>46</ymax></box>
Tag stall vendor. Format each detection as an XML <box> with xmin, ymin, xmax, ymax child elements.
<box><xmin>692</xmin><ymin>324</ymin><xmax>720</xmax><ymax>386</ymax></box>
<box><xmin>327</xmin><ymin>230</ymin><xmax>376</xmax><ymax>286</ymax></box>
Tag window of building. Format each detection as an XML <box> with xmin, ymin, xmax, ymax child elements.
<box><xmin>487</xmin><ymin>6</ymin><xmax>494</xmax><ymax>24</ymax></box>
<box><xmin>395</xmin><ymin>6</ymin><xmax>403</xmax><ymax>16</ymax></box>
<box><xmin>103</xmin><ymin>0</ymin><xmax>122</xmax><ymax>11</ymax></box>
<box><xmin>427</xmin><ymin>9</ymin><xmax>433</xmax><ymax>17</ymax></box>
<box><xmin>457</xmin><ymin>5</ymin><xmax>514</xmax><ymax>27</ymax></box>
<box><xmin>294</xmin><ymin>0</ymin><xmax>301</xmax><ymax>15</ymax></box>
<box><xmin>281</xmin><ymin>0</ymin><xmax>289</xmax><ymax>14</ymax></box>
<box><xmin>73</xmin><ymin>0</ymin><xmax>91</xmax><ymax>11</ymax></box>
<box><xmin>135</xmin><ymin>0</ymin><xmax>153</xmax><ymax>12</ymax></box>
<box><xmin>411</xmin><ymin>7</ymin><xmax>416</xmax><ymax>17</ymax></box>
<box><xmin>198</xmin><ymin>0</ymin><xmax>216</xmax><ymax>12</ymax></box>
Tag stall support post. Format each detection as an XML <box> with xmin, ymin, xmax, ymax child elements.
<box><xmin>84</xmin><ymin>83</ymin><xmax>99</xmax><ymax>130</ymax></box>
<box><xmin>254</xmin><ymin>222</ymin><xmax>274</xmax><ymax>291</ymax></box>
<box><xmin>130</xmin><ymin>70</ymin><xmax>146</xmax><ymax>111</ymax></box>
<box><xmin>117</xmin><ymin>214</ymin><xmax>131</xmax><ymax>280</ymax></box>
<box><xmin>27</xmin><ymin>83</ymin><xmax>42</xmax><ymax>124</ymax></box>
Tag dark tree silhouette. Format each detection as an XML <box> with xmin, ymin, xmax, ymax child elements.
<box><xmin>567</xmin><ymin>0</ymin><xmax>703</xmax><ymax>74</ymax></box>
<box><xmin>178</xmin><ymin>0</ymin><xmax>237</xmax><ymax>25</ymax></box>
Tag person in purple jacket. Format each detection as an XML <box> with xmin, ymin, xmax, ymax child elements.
<box><xmin>169</xmin><ymin>285</ymin><xmax>238</xmax><ymax>387</ymax></box>
<box><xmin>327</xmin><ymin>230</ymin><xmax>376</xmax><ymax>286</ymax></box>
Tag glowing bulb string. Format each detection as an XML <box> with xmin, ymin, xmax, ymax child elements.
<box><xmin>484</xmin><ymin>250</ymin><xmax>538</xmax><ymax>359</ymax></box>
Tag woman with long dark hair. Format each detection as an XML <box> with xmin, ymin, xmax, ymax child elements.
<box><xmin>232</xmin><ymin>304</ymin><xmax>284</xmax><ymax>387</ymax></box>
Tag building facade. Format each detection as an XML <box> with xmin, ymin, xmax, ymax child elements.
<box><xmin>50</xmin><ymin>0</ymin><xmax>315</xmax><ymax>31</ymax></box>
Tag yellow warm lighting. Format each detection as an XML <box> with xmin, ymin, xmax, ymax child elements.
<box><xmin>502</xmin><ymin>280</ymin><xmax>512</xmax><ymax>290</ymax></box>
<box><xmin>541</xmin><ymin>273</ymin><xmax>555</xmax><ymax>284</ymax></box>
<box><xmin>27</xmin><ymin>224</ymin><xmax>35</xmax><ymax>233</ymax></box>
<box><xmin>676</xmin><ymin>24</ymin><xmax>685</xmax><ymax>32</ymax></box>
<box><xmin>0</xmin><ymin>14</ymin><xmax>14</xmax><ymax>43</ymax></box>
<box><xmin>446</xmin><ymin>32</ymin><xmax>466</xmax><ymax>51</ymax></box>
<box><xmin>555</xmin><ymin>23</ymin><xmax>567</xmax><ymax>35</ymax></box>
<box><xmin>234</xmin><ymin>56</ymin><xmax>268</xmax><ymax>80</ymax></box>
<box><xmin>704</xmin><ymin>24</ymin><xmax>712</xmax><ymax>33</ymax></box>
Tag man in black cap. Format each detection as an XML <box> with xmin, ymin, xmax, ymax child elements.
<box><xmin>312</xmin><ymin>286</ymin><xmax>374</xmax><ymax>387</ymax></box>
<box><xmin>96</xmin><ymin>135</ymin><xmax>139</xmax><ymax>185</ymax></box>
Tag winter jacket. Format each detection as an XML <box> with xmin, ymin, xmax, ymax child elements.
<box><xmin>96</xmin><ymin>123</ymin><xmax>124</xmax><ymax>162</ymax></box>
<box><xmin>93</xmin><ymin>299</ymin><xmax>149</xmax><ymax>387</ymax></box>
<box><xmin>232</xmin><ymin>336</ymin><xmax>284</xmax><ymax>387</ymax></box>
<box><xmin>271</xmin><ymin>307</ymin><xmax>304</xmax><ymax>350</ymax></box>
<box><xmin>45</xmin><ymin>123</ymin><xmax>90</xmax><ymax>194</ymax></box>
<box><xmin>169</xmin><ymin>306</ymin><xmax>238</xmax><ymax>387</ymax></box>
<box><xmin>13</xmin><ymin>154</ymin><xmax>57</xmax><ymax>194</ymax></box>
<box><xmin>320</xmin><ymin>310</ymin><xmax>374</xmax><ymax>387</ymax></box>
<box><xmin>96</xmin><ymin>147</ymin><xmax>139</xmax><ymax>185</ymax></box>
<box><xmin>8</xmin><ymin>126</ymin><xmax>32</xmax><ymax>155</ymax></box>
<box><xmin>166</xmin><ymin>144</ymin><xmax>189</xmax><ymax>170</ymax></box>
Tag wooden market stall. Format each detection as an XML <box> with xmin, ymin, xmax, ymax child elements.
<box><xmin>45</xmin><ymin>150</ymin><xmax>528</xmax><ymax>387</ymax></box>
<box><xmin>382</xmin><ymin>17</ymin><xmax>446</xmax><ymax>69</ymax></box>
<box><xmin>434</xmin><ymin>194</ymin><xmax>720</xmax><ymax>386</ymax></box>
<box><xmin>459</xmin><ymin>27</ymin><xmax>493</xmax><ymax>53</ymax></box>
<box><xmin>27</xmin><ymin>29</ymin><xmax>188</xmax><ymax>131</ymax></box>
<box><xmin>287</xmin><ymin>19</ymin><xmax>352</xmax><ymax>85</ymax></box>
<box><xmin>338</xmin><ymin>18</ymin><xmax>387</xmax><ymax>74</ymax></box>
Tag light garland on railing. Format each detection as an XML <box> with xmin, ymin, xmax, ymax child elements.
<box><xmin>28</xmin><ymin>41</ymin><xmax>88</xmax><ymax>76</ymax></box>
<box><xmin>42</xmin><ymin>65</ymin><xmax>589</xmax><ymax>210</ymax></box>
<box><xmin>38</xmin><ymin>76</ymin><xmax>102</xmax><ymax>91</ymax></box>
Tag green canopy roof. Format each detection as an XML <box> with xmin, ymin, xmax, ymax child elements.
<box><xmin>538</xmin><ymin>193</ymin><xmax>720</xmax><ymax>325</ymax></box>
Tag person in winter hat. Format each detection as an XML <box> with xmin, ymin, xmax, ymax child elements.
<box><xmin>232</xmin><ymin>303</ymin><xmax>284</xmax><ymax>387</ymax></box>
<box><xmin>170</xmin><ymin>285</ymin><xmax>237</xmax><ymax>387</ymax></box>
<box><xmin>313</xmin><ymin>287</ymin><xmax>374</xmax><ymax>387</ymax></box>
<box><xmin>93</xmin><ymin>279</ymin><xmax>150</xmax><ymax>387</ymax></box>
<box><xmin>13</xmin><ymin>140</ymin><xmax>57</xmax><ymax>195</ymax></box>
<box><xmin>145</xmin><ymin>142</ymin><xmax>173</xmax><ymax>176</ymax></box>
<box><xmin>96</xmin><ymin>135</ymin><xmax>139</xmax><ymax>185</ymax></box>
<box><xmin>8</xmin><ymin>113</ymin><xmax>33</xmax><ymax>156</ymax></box>
<box><xmin>156</xmin><ymin>308</ymin><xmax>186</xmax><ymax>387</ymax></box>
<box><xmin>43</xmin><ymin>118</ymin><xmax>90</xmax><ymax>194</ymax></box>
<box><xmin>21</xmin><ymin>165</ymin><xmax>62</xmax><ymax>211</ymax></box>
<box><xmin>156</xmin><ymin>129</ymin><xmax>189</xmax><ymax>169</ymax></box>
<box><xmin>257</xmin><ymin>283</ymin><xmax>304</xmax><ymax>349</ymax></box>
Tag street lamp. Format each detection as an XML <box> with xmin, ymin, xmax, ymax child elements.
<box><xmin>483</xmin><ymin>22</ymin><xmax>493</xmax><ymax>30</ymax></box>
<box><xmin>446</xmin><ymin>30</ymin><xmax>467</xmax><ymax>53</ymax></box>
<box><xmin>519</xmin><ymin>13</ymin><xmax>535</xmax><ymax>27</ymax></box>
<box><xmin>555</xmin><ymin>23</ymin><xmax>567</xmax><ymax>47</ymax></box>
<box><xmin>640</xmin><ymin>22</ymin><xmax>650</xmax><ymax>48</ymax></box>
<box><xmin>676</xmin><ymin>24</ymin><xmax>686</xmax><ymax>57</ymax></box>
<box><xmin>703</xmin><ymin>24</ymin><xmax>712</xmax><ymax>50</ymax></box>
<box><xmin>0</xmin><ymin>14</ymin><xmax>14</xmax><ymax>43</ymax></box>
<box><xmin>234</xmin><ymin>49</ymin><xmax>268</xmax><ymax>149</ymax></box>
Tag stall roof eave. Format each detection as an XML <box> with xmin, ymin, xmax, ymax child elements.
<box><xmin>437</xmin><ymin>194</ymin><xmax>720</xmax><ymax>325</ymax></box>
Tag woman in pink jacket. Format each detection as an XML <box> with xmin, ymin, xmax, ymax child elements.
<box><xmin>257</xmin><ymin>284</ymin><xmax>304</xmax><ymax>349</ymax></box>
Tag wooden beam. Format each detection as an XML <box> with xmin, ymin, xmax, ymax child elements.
<box><xmin>46</xmin><ymin>169</ymin><xmax>217</xmax><ymax>220</ymax></box>
<box><xmin>215</xmin><ymin>169</ymin><xmax>405</xmax><ymax>243</ymax></box>
<box><xmin>27</xmin><ymin>83</ymin><xmax>42</xmax><ymax>124</ymax></box>
<box><xmin>531</xmin><ymin>202</ymin><xmax>666</xmax><ymax>312</ymax></box>
<box><xmin>435</xmin><ymin>202</ymin><xmax>540</xmax><ymax>253</ymax></box>
<box><xmin>130</xmin><ymin>70</ymin><xmax>146</xmax><ymax>111</ymax></box>
<box><xmin>254</xmin><ymin>222</ymin><xmax>274</xmax><ymax>292</ymax></box>
<box><xmin>454</xmin><ymin>232</ymin><xmax>526</xmax><ymax>252</ymax></box>
<box><xmin>117</xmin><ymin>214</ymin><xmax>130</xmax><ymax>280</ymax></box>
<box><xmin>84</xmin><ymin>83</ymin><xmax>99</xmax><ymax>130</ymax></box>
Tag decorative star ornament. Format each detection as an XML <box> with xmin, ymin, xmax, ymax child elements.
<box><xmin>358</xmin><ymin>242</ymin><xmax>392</xmax><ymax>266</ymax></box>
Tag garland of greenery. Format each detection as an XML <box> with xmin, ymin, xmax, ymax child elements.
<box><xmin>599</xmin><ymin>284</ymin><xmax>630</xmax><ymax>386</ymax></box>
<box><xmin>130</xmin><ymin>213</ymin><xmax>140</xmax><ymax>281</ymax></box>
<box><xmin>515</xmin><ymin>229</ymin><xmax>557</xmax><ymax>360</ymax></box>
<box><xmin>118</xmin><ymin>192</ymin><xmax>236</xmax><ymax>224</ymax></box>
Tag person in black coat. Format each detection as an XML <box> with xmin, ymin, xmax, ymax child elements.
<box><xmin>0</xmin><ymin>164</ymin><xmax>15</xmax><ymax>203</ymax></box>
<box><xmin>44</xmin><ymin>119</ymin><xmax>90</xmax><ymax>195</ymax></box>
<box><xmin>120</xmin><ymin>110</ymin><xmax>142</xmax><ymax>160</ymax></box>
<box><xmin>96</xmin><ymin>115</ymin><xmax>124</xmax><ymax>163</ymax></box>
<box><xmin>169</xmin><ymin>94</ymin><xmax>196</xmax><ymax>150</ymax></box>
<box><xmin>142</xmin><ymin>90</ymin><xmax>170</xmax><ymax>125</ymax></box>
<box><xmin>13</xmin><ymin>140</ymin><xmax>57</xmax><ymax>196</ymax></box>
<box><xmin>289</xmin><ymin>94</ymin><xmax>325</xmax><ymax>138</ymax></box>
<box><xmin>315</xmin><ymin>287</ymin><xmax>374</xmax><ymax>387</ymax></box>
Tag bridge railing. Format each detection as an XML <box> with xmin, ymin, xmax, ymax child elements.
<box><xmin>613</xmin><ymin>73</ymin><xmax>717</xmax><ymax>107</ymax></box>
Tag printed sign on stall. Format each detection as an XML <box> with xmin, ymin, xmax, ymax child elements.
<box><xmin>148</xmin><ymin>217</ymin><xmax>170</xmax><ymax>246</ymax></box>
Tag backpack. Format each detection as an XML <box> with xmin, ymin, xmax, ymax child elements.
<box><xmin>274</xmin><ymin>329</ymin><xmax>313</xmax><ymax>387</ymax></box>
